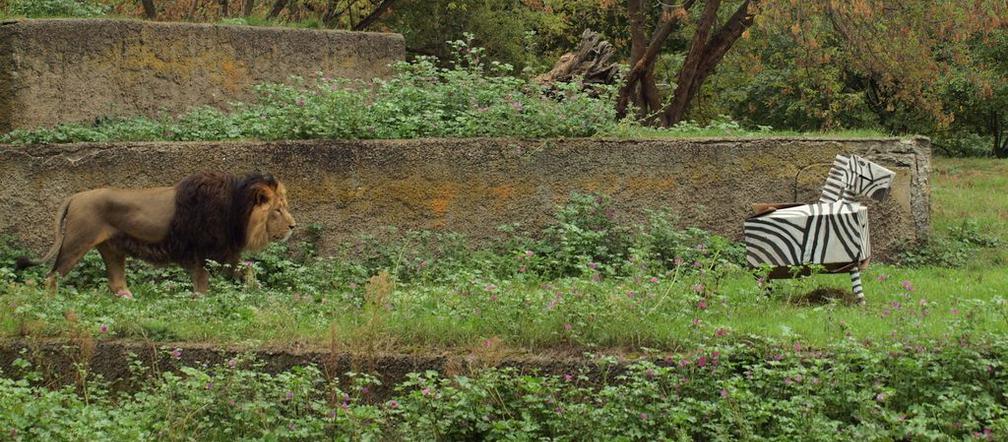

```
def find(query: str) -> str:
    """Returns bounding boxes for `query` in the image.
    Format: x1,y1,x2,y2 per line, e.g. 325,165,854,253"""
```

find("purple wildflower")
99,324,109,334
388,400,399,409
170,348,182,359
900,280,913,291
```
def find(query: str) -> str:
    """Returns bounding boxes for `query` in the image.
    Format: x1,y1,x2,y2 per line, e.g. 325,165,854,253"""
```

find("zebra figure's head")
820,154,896,203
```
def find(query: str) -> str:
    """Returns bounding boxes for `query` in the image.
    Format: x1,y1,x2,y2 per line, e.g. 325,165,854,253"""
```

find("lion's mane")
108,172,280,266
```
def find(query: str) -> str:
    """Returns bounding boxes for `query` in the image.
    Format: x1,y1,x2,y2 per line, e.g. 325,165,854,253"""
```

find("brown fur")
18,172,296,294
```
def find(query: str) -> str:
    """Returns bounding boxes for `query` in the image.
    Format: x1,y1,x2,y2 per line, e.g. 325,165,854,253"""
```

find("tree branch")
353,0,396,31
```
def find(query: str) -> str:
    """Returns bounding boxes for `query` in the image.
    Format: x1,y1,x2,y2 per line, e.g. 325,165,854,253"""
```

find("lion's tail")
15,197,73,272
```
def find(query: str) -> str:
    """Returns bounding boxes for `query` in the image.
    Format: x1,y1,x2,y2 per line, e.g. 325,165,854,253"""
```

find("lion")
16,172,297,296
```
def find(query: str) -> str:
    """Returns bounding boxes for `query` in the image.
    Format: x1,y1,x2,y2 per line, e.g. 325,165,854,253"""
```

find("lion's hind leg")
97,243,131,298
48,219,115,283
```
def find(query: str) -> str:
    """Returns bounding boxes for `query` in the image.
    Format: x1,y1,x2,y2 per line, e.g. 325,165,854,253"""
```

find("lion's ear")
252,185,273,206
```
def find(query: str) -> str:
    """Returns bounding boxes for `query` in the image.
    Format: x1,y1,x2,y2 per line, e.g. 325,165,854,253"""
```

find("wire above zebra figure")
743,154,896,303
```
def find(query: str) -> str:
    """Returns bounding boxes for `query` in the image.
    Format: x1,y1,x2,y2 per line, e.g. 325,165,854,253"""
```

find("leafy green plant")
2,0,108,18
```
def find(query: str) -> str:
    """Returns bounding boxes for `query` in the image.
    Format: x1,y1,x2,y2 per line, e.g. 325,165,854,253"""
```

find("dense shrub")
3,339,1007,440
2,0,108,18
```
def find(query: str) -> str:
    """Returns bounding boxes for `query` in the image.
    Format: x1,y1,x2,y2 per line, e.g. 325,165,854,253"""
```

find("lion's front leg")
189,263,210,294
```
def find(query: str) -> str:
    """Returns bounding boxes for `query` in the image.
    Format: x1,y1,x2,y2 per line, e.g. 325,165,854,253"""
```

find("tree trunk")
353,0,396,31
663,0,720,125
663,0,758,125
242,0,254,16
267,0,288,18
322,0,339,27
993,111,1007,158
615,0,695,124
140,0,157,19
219,0,229,17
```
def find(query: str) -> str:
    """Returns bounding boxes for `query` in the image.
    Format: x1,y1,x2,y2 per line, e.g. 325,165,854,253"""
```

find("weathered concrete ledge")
0,19,405,132
0,137,930,261
0,338,607,398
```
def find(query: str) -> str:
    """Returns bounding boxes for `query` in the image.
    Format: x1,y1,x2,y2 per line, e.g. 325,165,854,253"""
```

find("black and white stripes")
744,154,895,302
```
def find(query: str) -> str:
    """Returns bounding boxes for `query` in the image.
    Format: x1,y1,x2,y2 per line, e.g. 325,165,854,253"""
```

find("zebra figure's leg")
850,264,865,304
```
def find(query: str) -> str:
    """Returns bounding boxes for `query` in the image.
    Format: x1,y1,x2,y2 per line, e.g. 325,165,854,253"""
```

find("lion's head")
244,178,297,252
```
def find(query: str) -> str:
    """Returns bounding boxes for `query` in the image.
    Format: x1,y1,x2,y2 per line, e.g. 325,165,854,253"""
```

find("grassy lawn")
2,157,1006,355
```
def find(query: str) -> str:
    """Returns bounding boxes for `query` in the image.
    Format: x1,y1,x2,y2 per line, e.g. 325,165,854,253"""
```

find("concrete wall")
0,19,405,132
0,137,930,261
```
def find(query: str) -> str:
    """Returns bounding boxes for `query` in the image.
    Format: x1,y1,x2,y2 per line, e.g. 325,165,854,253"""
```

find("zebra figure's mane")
818,154,895,204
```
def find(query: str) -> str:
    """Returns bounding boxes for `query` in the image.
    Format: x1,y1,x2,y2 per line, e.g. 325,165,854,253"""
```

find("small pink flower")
697,356,708,367
649,277,659,284
518,265,526,273
720,389,729,398
626,291,635,299
563,373,573,382
693,284,705,294
875,392,886,402
691,318,702,327
950,308,959,315
793,342,802,352
697,299,707,310
99,324,109,334
900,280,913,291
877,274,888,282
227,358,237,369
644,368,655,380
205,382,213,390
564,323,572,331
891,301,901,309
388,400,399,409
784,377,792,385
421,387,432,396
489,294,498,302
639,412,649,420
692,260,702,269
295,98,305,107
714,328,727,337
679,359,690,367
524,250,534,258
588,262,599,270
170,348,182,359
286,391,294,400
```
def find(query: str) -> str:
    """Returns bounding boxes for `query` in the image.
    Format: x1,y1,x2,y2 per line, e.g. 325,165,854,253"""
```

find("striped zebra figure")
744,154,896,303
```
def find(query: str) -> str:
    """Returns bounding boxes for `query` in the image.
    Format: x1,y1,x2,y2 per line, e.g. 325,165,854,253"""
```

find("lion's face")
246,181,297,251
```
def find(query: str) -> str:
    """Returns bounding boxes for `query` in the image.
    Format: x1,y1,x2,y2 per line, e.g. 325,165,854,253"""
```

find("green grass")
1,157,1006,355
